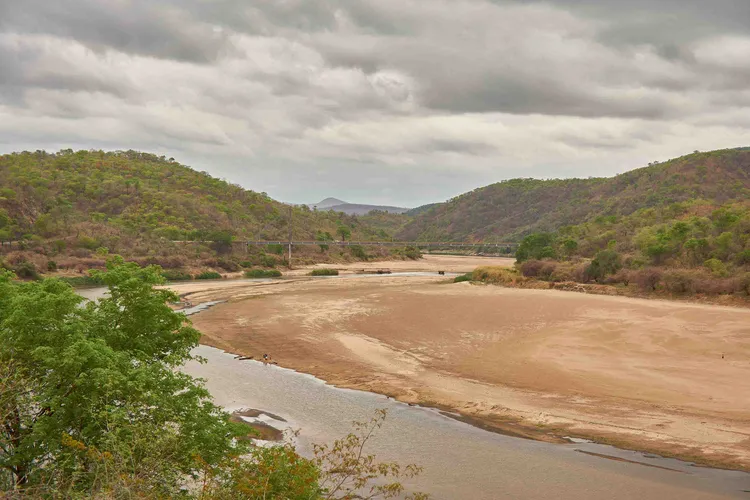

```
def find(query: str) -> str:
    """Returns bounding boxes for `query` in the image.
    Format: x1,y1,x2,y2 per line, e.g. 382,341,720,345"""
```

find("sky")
2,1,750,207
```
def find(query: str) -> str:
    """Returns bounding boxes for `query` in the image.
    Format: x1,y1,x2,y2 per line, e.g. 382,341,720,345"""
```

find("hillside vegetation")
398,148,750,242
0,150,416,277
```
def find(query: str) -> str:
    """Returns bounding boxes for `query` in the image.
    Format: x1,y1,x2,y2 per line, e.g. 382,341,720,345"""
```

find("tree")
0,259,243,493
515,233,556,262
337,225,351,242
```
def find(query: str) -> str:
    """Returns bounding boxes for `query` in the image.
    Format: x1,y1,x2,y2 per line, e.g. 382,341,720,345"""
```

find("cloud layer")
2,0,750,205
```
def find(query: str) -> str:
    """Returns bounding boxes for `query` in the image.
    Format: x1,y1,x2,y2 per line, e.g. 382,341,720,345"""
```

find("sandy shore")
184,256,750,471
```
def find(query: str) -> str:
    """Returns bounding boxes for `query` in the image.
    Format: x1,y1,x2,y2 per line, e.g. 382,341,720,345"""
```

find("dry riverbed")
182,256,750,471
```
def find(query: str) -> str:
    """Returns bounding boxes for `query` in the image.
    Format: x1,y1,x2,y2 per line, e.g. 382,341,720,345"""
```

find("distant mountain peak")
314,197,348,209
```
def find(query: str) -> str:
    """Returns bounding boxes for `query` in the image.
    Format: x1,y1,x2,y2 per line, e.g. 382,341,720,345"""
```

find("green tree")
337,225,352,242
515,233,556,262
0,259,243,492
586,249,623,281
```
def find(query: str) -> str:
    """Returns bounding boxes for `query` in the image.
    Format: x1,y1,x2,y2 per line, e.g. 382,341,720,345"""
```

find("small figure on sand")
263,353,270,364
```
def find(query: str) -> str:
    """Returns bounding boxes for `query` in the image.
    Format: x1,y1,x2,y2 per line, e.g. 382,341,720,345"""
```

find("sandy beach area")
183,256,750,471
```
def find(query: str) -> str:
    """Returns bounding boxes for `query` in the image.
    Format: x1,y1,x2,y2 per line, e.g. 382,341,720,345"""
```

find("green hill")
0,149,407,275
397,148,750,242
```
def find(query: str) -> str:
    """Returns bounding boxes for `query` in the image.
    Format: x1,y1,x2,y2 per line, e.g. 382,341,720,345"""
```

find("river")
184,345,749,499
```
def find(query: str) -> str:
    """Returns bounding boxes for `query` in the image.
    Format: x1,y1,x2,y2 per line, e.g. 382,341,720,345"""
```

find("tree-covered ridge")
0,149,386,244
398,148,750,242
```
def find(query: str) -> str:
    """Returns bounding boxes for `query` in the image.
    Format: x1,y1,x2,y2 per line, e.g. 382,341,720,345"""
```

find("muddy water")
184,346,749,500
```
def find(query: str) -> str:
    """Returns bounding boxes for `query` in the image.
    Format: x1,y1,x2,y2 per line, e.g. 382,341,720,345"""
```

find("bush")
586,249,623,282
739,273,750,295
47,260,58,272
454,273,472,283
472,266,520,284
14,261,40,280
161,270,193,281
268,244,284,255
518,259,546,278
244,269,282,278
703,258,729,278
403,246,422,260
216,259,241,272
195,271,222,280
631,267,662,291
662,270,695,294
310,268,339,276
350,245,368,260
736,250,750,266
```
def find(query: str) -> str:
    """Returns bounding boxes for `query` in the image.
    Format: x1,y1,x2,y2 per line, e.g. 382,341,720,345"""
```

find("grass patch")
244,269,282,278
472,266,522,284
195,271,222,280
453,273,472,283
310,268,339,276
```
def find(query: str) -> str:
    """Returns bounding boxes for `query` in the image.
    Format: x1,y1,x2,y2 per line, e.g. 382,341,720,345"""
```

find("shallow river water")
184,346,750,500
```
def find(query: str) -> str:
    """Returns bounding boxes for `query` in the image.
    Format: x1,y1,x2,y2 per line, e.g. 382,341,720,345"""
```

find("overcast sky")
2,1,750,206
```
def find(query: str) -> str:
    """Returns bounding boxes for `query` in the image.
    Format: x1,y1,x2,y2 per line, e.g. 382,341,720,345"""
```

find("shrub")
195,271,222,280
736,250,750,266
77,236,99,250
216,259,241,272
244,269,282,278
47,260,58,272
739,273,750,295
403,246,422,260
310,268,339,276
260,255,278,267
519,259,546,278
586,249,623,282
161,270,193,281
454,273,472,283
472,266,520,284
350,245,368,260
13,261,40,280
268,244,284,255
662,270,695,294
631,267,662,291
703,258,729,277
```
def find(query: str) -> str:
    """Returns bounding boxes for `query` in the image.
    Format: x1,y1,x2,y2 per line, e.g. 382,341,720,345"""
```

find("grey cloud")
0,0,227,63
2,0,750,206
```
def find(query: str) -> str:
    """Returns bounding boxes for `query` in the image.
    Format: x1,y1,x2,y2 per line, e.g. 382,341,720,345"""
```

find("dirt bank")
185,258,750,471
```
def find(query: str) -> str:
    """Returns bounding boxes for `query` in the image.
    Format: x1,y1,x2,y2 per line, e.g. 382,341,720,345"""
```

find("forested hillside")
0,150,412,276
398,148,750,242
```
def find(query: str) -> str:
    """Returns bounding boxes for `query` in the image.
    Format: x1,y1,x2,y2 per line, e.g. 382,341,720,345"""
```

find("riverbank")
184,256,750,472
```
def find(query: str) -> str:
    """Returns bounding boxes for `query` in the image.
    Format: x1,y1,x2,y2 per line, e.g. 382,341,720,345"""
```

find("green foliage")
337,225,352,242
454,273,472,283
46,260,57,272
0,261,427,498
0,259,244,492
0,150,399,263
244,269,282,278
703,258,729,277
268,244,285,255
399,148,750,243
586,249,623,281
350,245,368,260
58,275,106,287
310,268,339,276
195,271,222,280
516,233,556,262
12,261,40,280
161,269,193,281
